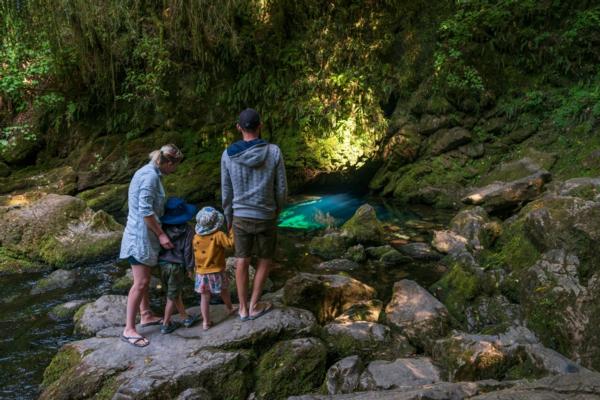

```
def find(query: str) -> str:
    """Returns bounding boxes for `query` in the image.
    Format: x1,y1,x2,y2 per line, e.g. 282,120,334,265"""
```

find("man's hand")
159,233,174,249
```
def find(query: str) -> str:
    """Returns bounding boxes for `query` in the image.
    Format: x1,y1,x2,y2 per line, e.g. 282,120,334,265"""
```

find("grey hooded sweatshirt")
221,139,287,224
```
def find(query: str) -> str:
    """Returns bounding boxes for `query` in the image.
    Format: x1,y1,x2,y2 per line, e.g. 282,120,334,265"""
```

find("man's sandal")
121,334,149,348
139,310,163,327
248,302,273,320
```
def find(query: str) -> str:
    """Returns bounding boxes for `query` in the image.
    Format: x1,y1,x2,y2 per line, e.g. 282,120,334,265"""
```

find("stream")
0,194,452,400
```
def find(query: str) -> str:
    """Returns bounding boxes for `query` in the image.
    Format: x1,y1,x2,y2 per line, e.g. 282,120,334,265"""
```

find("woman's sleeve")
139,174,159,217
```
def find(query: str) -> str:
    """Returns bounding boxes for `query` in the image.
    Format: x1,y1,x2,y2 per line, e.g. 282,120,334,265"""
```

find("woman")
120,143,183,347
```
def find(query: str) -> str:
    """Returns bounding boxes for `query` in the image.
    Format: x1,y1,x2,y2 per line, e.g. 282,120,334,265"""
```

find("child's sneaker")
182,314,200,328
160,321,181,334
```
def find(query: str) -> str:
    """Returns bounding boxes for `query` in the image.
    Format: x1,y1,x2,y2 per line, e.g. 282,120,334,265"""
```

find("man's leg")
235,257,251,318
249,258,271,315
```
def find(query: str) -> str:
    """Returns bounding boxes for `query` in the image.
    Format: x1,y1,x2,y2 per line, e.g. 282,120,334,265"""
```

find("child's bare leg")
163,298,176,325
220,288,236,314
174,295,190,319
201,292,211,329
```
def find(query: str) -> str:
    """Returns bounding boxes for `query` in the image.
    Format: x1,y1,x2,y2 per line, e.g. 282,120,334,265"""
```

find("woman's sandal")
121,334,149,348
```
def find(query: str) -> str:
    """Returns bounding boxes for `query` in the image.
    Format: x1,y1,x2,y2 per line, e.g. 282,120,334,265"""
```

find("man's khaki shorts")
232,216,277,259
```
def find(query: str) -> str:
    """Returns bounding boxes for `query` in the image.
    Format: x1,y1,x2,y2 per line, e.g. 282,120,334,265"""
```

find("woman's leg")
123,264,151,341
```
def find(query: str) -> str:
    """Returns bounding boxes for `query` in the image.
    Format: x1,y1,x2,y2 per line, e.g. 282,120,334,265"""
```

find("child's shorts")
195,272,229,295
159,262,186,300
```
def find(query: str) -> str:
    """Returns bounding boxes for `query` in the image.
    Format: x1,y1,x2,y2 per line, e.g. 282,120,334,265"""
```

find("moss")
430,263,480,325
73,303,89,324
93,376,120,400
255,338,327,400
77,183,129,216
491,218,540,272
0,247,46,275
308,234,350,260
41,346,81,387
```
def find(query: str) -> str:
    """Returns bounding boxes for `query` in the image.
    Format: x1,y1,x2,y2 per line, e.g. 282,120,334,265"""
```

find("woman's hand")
159,233,174,249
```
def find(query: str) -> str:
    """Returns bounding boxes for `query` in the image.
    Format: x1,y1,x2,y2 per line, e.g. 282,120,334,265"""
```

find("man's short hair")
238,108,261,131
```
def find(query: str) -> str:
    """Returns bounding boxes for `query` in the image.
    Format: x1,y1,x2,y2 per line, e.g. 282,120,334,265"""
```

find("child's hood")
164,224,190,240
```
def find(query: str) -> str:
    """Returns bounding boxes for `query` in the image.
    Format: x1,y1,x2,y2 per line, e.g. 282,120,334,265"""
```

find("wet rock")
315,258,359,272
359,357,441,391
323,321,414,360
341,204,385,245
462,170,551,213
283,273,376,323
470,371,600,400
427,127,472,156
333,300,383,324
74,295,127,336
385,280,450,351
309,232,352,260
398,242,442,261
0,192,123,267
325,355,365,395
31,269,77,295
450,207,501,250
343,244,366,263
432,326,586,382
49,299,90,321
431,230,468,255
255,338,327,399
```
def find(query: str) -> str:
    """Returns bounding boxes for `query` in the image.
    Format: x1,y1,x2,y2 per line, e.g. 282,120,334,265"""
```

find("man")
221,108,287,320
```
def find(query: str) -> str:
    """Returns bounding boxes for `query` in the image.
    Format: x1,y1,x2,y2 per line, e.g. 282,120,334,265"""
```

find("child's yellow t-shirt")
193,230,234,274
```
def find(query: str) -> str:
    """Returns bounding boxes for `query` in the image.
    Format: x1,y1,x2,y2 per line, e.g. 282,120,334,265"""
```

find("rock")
325,355,365,395
283,273,376,323
112,268,162,294
381,123,423,170
225,257,273,295
470,371,600,400
427,127,472,156
49,299,89,321
0,123,41,165
255,338,327,399
176,388,213,400
431,230,468,254
481,116,507,135
323,321,414,360
583,150,600,170
365,245,395,259
0,166,78,195
315,258,360,272
458,143,484,158
359,357,442,391
41,306,316,400
31,269,77,295
462,170,551,213
432,326,586,382
418,114,452,135
385,280,450,351
479,157,543,185
343,244,366,263
553,177,600,200
0,192,123,267
380,248,413,267
309,232,353,260
398,242,442,261
334,300,383,324
0,161,10,177
74,295,127,336
0,247,46,275
450,207,501,250
464,295,521,333
77,183,129,217
341,204,384,244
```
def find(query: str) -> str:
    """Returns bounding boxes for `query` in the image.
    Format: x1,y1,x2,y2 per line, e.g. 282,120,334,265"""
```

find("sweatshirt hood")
227,139,269,167
163,224,189,241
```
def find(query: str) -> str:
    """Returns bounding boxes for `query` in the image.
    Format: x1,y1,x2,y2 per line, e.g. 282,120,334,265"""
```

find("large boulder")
41,306,316,400
309,232,353,260
426,127,472,156
385,280,450,351
324,356,365,395
323,321,414,360
0,192,123,267
74,295,127,336
255,337,327,399
433,326,585,382
341,204,384,245
283,273,376,323
31,269,77,295
359,357,442,391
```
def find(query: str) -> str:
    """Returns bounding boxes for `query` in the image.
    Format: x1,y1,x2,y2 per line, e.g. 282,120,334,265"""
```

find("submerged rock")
0,192,123,267
315,258,360,272
49,299,89,321
74,295,127,336
385,280,450,351
341,204,384,245
283,273,376,323
398,242,443,261
343,244,366,263
31,269,77,295
255,337,327,399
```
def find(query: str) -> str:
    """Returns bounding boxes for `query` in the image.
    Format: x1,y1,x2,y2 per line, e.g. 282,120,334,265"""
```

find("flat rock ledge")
40,306,316,400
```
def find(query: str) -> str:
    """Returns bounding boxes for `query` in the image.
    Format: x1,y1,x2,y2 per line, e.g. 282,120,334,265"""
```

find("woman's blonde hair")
149,144,183,166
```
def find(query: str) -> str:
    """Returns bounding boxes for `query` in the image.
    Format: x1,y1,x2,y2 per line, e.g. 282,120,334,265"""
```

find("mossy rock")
343,244,366,263
42,346,82,388
49,300,90,321
255,338,327,400
308,232,352,260
0,247,47,275
0,166,78,196
77,183,129,218
341,204,384,245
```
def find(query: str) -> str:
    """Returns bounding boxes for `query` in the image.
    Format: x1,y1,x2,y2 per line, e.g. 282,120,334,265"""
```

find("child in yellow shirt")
193,206,236,330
